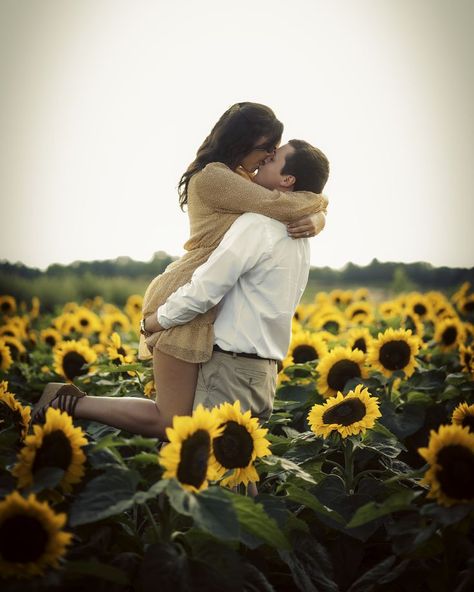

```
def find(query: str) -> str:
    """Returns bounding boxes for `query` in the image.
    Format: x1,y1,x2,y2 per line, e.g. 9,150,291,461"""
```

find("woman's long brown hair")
178,102,283,209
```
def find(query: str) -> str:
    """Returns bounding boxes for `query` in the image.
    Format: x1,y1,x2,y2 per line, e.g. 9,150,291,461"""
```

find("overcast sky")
1,0,473,271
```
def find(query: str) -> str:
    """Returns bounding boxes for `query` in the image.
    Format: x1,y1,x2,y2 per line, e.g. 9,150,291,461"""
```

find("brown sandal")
31,382,87,425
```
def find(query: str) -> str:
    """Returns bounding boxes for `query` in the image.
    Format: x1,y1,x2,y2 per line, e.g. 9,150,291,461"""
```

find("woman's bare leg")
65,350,198,439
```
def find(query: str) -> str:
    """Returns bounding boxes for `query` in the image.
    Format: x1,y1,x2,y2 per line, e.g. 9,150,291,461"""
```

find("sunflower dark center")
327,360,362,392
62,351,87,380
464,301,474,312
117,347,126,356
294,312,300,321
0,401,23,435
112,322,123,331
436,445,474,500
352,338,367,353
213,421,254,468
176,429,210,488
1,302,12,312
414,303,427,316
45,336,56,347
32,430,73,474
79,319,89,327
8,344,19,360
442,327,457,346
461,416,474,433
322,398,367,426
323,321,339,334
2,330,15,337
0,514,49,562
379,340,411,370
351,309,366,318
293,345,318,364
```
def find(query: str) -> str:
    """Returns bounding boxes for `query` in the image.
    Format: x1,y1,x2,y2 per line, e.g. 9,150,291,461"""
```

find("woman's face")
240,136,279,173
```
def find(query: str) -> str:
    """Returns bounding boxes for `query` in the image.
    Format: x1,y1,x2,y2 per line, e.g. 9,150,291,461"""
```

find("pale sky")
1,0,473,271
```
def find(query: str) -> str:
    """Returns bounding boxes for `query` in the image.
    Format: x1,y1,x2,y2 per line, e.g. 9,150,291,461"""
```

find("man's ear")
281,175,296,189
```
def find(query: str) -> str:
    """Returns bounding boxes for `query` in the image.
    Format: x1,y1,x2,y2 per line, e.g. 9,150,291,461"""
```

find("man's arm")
144,214,271,333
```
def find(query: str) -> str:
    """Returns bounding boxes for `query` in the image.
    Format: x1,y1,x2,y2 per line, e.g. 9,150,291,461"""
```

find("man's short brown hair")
281,139,329,193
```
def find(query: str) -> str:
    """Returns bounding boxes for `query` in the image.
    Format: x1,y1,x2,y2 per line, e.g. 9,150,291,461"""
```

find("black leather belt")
213,344,276,363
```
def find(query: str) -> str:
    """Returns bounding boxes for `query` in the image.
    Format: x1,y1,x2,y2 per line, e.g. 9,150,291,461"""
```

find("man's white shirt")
157,213,311,361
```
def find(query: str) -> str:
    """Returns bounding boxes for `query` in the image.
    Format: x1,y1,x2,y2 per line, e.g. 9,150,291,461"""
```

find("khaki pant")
193,351,278,422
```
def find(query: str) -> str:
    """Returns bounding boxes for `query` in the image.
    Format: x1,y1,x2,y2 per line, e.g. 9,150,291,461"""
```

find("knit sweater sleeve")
192,162,328,223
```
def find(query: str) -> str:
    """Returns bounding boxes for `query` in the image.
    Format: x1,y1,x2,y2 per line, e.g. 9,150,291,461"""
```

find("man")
144,140,330,422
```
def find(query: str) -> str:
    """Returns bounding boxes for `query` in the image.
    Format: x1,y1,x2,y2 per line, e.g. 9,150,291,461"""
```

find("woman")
32,102,327,439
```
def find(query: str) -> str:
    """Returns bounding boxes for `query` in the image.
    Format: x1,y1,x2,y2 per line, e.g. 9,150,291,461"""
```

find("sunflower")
345,301,374,325
293,303,314,324
0,335,26,361
0,295,17,316
418,424,474,507
452,402,474,433
432,301,457,321
74,307,102,336
0,339,13,372
144,379,155,398
159,405,223,492
62,302,79,314
344,327,373,354
316,346,367,398
451,282,471,305
458,294,474,317
125,294,143,319
353,288,369,301
328,289,353,307
12,407,88,494
0,490,72,578
459,344,474,377
308,384,381,439
378,300,403,320
102,311,131,334
367,327,420,378
433,317,466,352
40,328,63,348
284,330,328,366
0,381,31,440
402,313,424,340
0,323,23,341
404,293,434,321
106,333,136,375
30,296,40,319
107,332,135,365
213,400,271,488
53,340,97,382
309,311,347,335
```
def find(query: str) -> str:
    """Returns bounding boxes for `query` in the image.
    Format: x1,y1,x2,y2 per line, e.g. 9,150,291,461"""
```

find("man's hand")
287,211,326,239
144,314,165,334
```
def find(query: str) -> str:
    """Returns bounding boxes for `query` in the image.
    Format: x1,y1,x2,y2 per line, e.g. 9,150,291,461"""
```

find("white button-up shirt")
157,212,311,361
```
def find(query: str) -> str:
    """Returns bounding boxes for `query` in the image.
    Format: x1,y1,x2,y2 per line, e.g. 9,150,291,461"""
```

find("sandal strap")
32,384,86,425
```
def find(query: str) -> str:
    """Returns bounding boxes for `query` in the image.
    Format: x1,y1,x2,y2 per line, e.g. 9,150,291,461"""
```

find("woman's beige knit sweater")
138,162,328,362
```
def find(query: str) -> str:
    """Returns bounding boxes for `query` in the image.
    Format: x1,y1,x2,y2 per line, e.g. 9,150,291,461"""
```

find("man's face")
254,143,295,190
240,136,279,174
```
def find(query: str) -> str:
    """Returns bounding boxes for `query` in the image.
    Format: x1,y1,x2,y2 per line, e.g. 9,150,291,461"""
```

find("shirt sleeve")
157,214,271,329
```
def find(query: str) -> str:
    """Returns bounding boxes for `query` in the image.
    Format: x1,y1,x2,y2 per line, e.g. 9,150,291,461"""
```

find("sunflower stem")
156,491,172,541
143,501,161,543
343,438,355,494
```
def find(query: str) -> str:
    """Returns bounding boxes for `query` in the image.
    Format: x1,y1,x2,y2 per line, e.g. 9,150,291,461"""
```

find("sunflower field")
0,284,474,591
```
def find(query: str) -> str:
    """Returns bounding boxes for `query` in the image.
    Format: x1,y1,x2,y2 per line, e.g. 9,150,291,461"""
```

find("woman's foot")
31,382,87,425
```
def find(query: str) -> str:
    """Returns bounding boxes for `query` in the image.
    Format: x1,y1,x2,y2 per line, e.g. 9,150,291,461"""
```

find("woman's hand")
287,211,326,239
144,314,165,334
